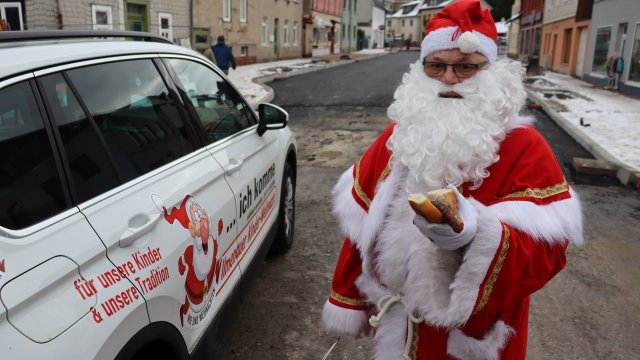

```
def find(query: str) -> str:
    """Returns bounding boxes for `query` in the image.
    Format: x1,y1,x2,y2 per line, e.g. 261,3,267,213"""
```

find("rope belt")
369,294,422,359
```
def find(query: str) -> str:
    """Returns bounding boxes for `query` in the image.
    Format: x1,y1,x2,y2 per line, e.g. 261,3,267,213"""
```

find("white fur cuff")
321,300,370,338
447,320,515,360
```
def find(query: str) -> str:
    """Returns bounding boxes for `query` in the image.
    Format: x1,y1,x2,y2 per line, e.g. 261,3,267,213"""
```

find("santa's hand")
178,256,186,275
413,186,477,250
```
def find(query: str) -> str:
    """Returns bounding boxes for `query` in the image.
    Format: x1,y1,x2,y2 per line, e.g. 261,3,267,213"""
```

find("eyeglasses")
422,61,489,79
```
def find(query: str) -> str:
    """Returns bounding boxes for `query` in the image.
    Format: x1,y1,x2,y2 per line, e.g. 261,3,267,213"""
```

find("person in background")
203,45,217,66
321,0,583,359
211,35,236,75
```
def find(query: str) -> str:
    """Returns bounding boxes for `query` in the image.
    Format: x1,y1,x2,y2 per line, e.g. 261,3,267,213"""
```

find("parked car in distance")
0,31,297,360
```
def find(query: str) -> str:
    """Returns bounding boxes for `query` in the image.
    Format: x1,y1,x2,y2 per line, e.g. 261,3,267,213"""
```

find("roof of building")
390,1,423,18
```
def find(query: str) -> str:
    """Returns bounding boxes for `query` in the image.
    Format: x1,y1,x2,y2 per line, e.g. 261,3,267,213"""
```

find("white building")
357,0,387,49
387,0,422,46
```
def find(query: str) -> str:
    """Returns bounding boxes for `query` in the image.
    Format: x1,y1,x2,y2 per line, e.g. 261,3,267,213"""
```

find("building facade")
356,0,385,49
539,0,591,77
583,0,640,96
3,0,189,44
311,0,342,56
193,0,303,64
387,0,421,46
519,0,544,63
341,0,358,53
507,0,522,58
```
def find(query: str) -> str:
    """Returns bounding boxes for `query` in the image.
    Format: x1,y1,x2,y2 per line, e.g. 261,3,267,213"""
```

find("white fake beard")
387,59,527,193
193,236,214,281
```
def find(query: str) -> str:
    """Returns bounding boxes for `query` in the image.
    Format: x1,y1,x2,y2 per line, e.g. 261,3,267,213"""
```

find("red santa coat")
322,121,583,360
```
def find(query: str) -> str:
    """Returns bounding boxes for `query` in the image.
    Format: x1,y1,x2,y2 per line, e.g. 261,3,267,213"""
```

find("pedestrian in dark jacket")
211,36,236,75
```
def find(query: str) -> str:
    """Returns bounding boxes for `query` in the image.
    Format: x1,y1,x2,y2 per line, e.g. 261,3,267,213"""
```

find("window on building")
262,16,269,45
293,21,299,46
410,20,413,27
388,20,391,27
402,20,405,27
241,46,248,56
561,28,572,64
158,13,172,42
342,24,346,39
628,23,640,83
284,20,289,46
240,0,247,22
92,5,112,30
223,0,231,22
1,2,24,30
592,26,611,74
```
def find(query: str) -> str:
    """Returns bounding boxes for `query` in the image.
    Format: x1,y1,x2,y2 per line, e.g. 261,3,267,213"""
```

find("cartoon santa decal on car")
152,194,222,327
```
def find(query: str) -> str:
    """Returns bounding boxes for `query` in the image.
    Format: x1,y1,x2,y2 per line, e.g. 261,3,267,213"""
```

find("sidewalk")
228,50,640,189
525,72,640,188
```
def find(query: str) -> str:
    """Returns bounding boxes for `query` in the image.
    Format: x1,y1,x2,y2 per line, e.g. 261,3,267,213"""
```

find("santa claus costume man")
321,1,583,359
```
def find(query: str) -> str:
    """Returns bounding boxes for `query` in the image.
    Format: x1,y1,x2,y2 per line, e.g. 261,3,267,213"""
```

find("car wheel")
269,163,295,255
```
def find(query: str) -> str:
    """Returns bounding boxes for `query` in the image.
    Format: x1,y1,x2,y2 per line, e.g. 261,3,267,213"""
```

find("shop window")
592,27,611,74
628,23,640,83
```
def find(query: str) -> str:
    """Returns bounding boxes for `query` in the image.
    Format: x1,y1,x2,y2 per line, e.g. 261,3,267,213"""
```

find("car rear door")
36,57,239,352
0,78,148,360
163,57,282,276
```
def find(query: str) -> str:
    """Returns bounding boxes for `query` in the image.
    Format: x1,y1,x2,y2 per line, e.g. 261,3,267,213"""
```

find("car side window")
39,73,121,204
0,81,69,229
64,59,199,185
165,58,256,144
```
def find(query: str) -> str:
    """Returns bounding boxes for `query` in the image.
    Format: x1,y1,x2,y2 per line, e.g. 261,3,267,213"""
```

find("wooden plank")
571,157,617,176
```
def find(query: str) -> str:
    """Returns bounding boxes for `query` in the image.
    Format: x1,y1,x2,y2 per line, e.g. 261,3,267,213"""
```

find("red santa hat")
420,0,498,63
163,194,194,229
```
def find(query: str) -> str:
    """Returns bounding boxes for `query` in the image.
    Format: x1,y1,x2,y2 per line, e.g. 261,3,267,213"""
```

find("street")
211,52,640,359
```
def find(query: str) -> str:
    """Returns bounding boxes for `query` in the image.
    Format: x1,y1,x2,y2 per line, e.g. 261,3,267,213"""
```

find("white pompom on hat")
420,0,498,62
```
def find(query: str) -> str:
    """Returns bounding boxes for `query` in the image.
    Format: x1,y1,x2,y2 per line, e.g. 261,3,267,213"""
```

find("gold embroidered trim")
474,225,510,315
374,162,391,194
330,291,365,307
409,321,420,359
497,180,569,200
354,159,391,208
353,160,372,208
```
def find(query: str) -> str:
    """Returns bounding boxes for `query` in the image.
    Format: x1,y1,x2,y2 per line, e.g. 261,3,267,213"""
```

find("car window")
39,73,121,204
0,81,69,229
165,58,256,144
64,59,199,185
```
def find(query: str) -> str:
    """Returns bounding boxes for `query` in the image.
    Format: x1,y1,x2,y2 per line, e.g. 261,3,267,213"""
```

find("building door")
576,27,588,77
126,1,149,32
273,17,279,58
0,2,24,31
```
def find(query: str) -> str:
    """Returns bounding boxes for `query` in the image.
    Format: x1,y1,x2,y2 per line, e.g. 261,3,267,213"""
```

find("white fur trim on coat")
332,165,368,243
403,198,504,327
321,300,369,338
447,320,515,360
489,188,584,246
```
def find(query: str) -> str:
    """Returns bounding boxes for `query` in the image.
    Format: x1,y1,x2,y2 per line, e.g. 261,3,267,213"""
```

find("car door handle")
225,158,244,176
119,213,162,247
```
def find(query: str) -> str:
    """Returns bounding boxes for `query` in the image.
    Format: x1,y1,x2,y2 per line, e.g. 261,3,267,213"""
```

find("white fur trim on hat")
420,26,497,63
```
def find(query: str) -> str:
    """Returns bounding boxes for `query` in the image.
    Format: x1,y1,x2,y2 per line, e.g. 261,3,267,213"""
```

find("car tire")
269,163,295,255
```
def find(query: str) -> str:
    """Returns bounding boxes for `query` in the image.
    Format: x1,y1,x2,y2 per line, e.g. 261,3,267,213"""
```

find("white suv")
0,31,296,359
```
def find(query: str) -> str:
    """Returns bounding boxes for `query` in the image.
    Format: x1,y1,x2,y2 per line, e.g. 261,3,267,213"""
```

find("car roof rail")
0,30,174,44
